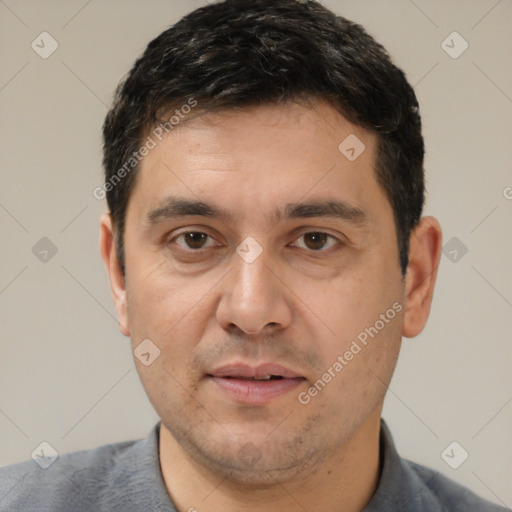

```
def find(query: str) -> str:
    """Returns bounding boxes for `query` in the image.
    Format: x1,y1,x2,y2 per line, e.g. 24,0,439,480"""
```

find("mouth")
205,362,307,405
214,375,285,380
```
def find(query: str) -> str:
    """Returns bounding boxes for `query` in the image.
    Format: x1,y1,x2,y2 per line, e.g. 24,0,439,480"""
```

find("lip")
208,362,303,379
206,362,306,406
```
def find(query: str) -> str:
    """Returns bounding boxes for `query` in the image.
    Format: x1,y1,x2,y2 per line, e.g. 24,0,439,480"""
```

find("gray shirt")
0,420,508,511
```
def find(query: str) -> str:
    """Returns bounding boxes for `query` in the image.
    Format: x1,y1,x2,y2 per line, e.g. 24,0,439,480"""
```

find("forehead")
129,100,389,229
155,101,373,168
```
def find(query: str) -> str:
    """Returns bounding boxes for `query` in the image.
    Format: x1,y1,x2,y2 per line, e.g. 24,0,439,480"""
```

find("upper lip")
207,362,304,379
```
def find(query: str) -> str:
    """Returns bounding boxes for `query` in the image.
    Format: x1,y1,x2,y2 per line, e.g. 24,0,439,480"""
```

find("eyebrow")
146,195,369,227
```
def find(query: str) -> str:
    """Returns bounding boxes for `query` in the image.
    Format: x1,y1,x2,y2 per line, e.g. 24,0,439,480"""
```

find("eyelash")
169,230,342,253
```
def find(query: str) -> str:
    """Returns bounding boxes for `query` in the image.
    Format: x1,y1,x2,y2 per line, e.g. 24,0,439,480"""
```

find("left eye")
292,232,339,251
173,232,218,250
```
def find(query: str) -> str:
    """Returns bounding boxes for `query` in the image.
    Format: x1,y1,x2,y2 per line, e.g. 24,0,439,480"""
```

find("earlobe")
99,213,130,337
402,216,442,338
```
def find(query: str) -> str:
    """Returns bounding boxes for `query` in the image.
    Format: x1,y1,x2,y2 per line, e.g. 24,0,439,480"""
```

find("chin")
207,455,318,487
186,433,327,487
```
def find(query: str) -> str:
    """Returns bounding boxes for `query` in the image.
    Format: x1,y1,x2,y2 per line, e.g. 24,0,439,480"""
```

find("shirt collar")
364,419,445,511
114,421,176,511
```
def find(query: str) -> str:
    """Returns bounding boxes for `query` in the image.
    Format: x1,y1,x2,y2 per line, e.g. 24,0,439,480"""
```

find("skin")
100,100,442,512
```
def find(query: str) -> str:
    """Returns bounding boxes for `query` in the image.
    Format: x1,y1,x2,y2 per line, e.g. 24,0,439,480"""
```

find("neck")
159,410,382,512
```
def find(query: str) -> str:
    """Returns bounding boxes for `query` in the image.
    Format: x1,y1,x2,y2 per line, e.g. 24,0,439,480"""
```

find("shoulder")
0,438,138,512
405,459,510,512
0,424,175,512
368,420,510,512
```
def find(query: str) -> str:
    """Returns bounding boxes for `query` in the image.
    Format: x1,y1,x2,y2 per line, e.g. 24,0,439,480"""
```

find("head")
102,0,425,278
100,0,441,486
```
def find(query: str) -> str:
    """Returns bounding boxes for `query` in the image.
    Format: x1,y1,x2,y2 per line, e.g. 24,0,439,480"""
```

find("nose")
216,248,293,335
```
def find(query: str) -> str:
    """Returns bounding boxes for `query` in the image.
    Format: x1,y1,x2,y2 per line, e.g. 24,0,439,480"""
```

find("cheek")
124,264,222,380
126,270,215,401
127,259,215,326
302,270,397,336
295,262,403,383
302,310,402,427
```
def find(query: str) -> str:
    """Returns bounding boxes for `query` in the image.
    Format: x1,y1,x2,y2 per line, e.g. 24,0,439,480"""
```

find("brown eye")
174,232,213,250
303,233,328,250
293,232,339,251
184,232,207,249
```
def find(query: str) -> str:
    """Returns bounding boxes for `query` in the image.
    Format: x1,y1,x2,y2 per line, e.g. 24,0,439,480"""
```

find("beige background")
1,0,511,507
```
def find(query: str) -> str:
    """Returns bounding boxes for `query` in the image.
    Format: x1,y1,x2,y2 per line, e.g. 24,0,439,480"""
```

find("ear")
402,216,442,338
99,213,130,337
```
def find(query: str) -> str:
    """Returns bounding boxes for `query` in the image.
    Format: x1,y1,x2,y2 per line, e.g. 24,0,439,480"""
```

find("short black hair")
102,0,424,276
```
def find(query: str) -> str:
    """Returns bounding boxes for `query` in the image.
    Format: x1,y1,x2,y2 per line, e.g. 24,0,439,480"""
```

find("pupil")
305,233,327,250
185,232,206,249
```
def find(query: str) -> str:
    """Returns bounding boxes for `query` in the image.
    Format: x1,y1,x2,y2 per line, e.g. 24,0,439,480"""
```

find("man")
0,1,508,511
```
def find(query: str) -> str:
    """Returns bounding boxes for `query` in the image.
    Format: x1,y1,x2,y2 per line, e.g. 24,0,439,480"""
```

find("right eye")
171,231,219,250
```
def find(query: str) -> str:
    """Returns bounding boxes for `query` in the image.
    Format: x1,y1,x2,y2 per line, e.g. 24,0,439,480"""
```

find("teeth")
253,375,272,380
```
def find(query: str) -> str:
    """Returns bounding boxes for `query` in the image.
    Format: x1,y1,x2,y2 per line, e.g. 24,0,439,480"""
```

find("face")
108,101,408,483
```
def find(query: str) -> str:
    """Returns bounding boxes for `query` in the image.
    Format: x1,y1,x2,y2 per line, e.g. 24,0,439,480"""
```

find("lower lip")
208,376,305,405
